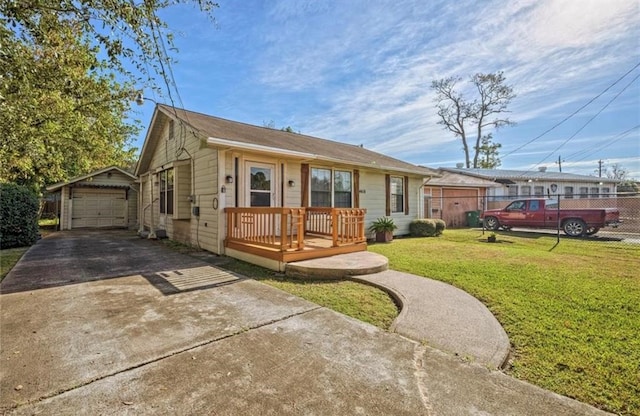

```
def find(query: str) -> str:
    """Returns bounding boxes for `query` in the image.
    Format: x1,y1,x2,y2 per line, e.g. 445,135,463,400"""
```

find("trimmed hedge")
0,183,39,249
409,219,446,237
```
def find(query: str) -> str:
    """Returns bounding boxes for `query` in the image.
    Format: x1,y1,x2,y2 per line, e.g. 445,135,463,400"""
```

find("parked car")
481,199,621,237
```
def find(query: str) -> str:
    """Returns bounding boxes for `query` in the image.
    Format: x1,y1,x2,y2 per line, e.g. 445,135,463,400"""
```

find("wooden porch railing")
225,207,367,251
225,207,306,251
306,207,367,246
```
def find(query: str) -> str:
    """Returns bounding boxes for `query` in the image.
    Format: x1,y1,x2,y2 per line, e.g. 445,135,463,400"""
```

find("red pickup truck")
481,199,621,237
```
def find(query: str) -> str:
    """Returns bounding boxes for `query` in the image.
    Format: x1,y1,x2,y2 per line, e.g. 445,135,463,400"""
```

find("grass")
369,229,640,415
0,247,29,282
156,239,399,330
215,258,399,330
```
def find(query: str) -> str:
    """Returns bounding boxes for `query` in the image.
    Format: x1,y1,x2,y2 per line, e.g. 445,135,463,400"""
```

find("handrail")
225,206,366,251
225,207,305,251
304,207,367,246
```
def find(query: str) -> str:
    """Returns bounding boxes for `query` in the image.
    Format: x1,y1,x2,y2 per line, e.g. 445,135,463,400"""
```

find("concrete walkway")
286,252,510,369
1,231,611,415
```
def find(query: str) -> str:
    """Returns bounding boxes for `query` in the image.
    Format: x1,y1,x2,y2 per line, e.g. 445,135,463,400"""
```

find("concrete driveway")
1,231,610,415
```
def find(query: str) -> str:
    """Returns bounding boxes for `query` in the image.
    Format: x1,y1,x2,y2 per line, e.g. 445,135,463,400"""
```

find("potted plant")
487,232,497,243
369,217,398,242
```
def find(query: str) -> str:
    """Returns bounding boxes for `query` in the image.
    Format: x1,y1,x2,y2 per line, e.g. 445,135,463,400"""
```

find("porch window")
310,168,352,207
159,169,174,215
390,176,404,213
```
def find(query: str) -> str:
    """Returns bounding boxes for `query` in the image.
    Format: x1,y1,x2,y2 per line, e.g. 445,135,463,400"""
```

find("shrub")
409,219,447,237
409,219,436,237
0,183,40,249
434,219,446,236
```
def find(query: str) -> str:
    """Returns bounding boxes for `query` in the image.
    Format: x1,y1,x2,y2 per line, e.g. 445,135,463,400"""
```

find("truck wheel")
484,216,500,230
563,219,586,237
585,227,600,236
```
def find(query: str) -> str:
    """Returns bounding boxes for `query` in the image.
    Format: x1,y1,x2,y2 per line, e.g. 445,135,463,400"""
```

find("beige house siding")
136,106,440,260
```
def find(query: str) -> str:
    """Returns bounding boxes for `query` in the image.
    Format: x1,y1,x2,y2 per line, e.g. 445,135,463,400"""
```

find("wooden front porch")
224,207,367,263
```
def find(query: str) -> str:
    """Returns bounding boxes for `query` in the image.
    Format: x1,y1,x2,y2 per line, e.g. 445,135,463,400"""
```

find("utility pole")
598,160,604,177
555,155,563,172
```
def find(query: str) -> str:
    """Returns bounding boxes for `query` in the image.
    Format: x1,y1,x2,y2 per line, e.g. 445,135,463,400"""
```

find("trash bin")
465,210,481,227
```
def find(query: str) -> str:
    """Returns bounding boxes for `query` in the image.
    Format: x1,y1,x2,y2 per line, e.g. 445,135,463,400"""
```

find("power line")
502,61,640,160
528,72,640,169
568,124,640,163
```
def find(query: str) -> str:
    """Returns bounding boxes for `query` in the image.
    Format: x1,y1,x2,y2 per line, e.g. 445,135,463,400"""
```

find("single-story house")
423,170,500,227
440,167,619,209
135,104,440,271
46,166,138,230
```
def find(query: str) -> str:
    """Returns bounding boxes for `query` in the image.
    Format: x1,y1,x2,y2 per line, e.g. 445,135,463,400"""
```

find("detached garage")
46,167,138,230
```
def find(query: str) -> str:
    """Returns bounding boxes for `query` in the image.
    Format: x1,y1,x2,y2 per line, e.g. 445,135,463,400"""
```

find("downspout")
419,176,433,218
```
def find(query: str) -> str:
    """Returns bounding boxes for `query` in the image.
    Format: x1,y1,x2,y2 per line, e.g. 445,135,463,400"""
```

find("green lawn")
369,229,639,415
219,258,398,329
0,247,28,281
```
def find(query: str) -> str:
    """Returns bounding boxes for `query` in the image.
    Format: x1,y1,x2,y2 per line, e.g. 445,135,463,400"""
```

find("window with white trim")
579,187,588,198
159,169,174,215
590,187,599,197
521,185,531,197
534,186,544,196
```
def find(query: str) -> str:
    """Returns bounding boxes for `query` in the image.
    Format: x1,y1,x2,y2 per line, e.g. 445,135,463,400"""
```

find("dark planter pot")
487,235,497,243
376,231,394,243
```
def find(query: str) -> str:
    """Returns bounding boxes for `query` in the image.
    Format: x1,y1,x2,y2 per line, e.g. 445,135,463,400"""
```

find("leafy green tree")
1,0,218,190
2,0,218,89
476,133,502,168
431,72,515,168
0,21,137,190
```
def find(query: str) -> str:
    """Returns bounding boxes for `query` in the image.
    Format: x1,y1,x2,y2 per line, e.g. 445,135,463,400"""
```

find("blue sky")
131,0,640,179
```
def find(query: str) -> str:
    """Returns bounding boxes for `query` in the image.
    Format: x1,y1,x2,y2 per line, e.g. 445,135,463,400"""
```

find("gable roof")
136,104,440,177
426,169,502,187
440,168,619,184
46,166,136,192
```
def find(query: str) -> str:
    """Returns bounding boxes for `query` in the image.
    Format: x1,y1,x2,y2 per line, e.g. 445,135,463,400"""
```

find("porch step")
285,252,388,280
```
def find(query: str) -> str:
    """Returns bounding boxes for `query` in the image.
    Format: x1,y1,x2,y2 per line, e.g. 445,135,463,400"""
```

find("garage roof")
46,166,136,192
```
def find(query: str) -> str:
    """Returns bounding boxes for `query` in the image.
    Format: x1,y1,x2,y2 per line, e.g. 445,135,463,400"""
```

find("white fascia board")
206,137,317,159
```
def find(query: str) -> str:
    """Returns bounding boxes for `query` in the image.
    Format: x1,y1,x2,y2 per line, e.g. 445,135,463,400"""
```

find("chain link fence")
424,193,640,247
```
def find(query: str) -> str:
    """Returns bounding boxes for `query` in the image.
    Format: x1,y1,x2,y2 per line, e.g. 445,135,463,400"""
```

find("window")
168,120,175,140
334,171,352,208
521,185,531,197
564,186,574,199
159,169,174,215
508,186,518,199
602,187,610,197
534,186,544,196
529,200,540,211
590,187,599,197
390,176,404,213
579,187,588,199
310,168,352,207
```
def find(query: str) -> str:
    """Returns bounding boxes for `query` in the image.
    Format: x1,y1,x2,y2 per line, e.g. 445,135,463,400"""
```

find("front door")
246,162,276,207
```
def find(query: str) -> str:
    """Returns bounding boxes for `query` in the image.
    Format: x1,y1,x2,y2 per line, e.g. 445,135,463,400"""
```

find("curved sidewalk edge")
352,270,511,369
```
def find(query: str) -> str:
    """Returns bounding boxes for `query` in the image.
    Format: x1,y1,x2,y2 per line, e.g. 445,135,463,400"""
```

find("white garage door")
72,188,126,228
